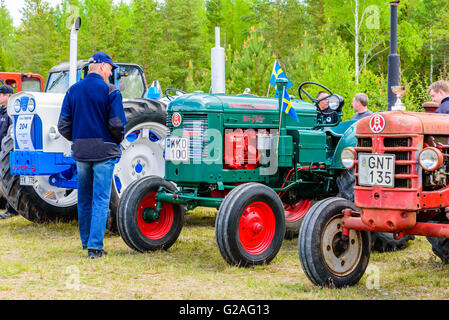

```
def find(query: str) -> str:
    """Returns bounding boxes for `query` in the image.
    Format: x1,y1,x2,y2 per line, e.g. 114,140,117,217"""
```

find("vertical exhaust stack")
387,1,400,111
211,27,225,94
69,17,82,87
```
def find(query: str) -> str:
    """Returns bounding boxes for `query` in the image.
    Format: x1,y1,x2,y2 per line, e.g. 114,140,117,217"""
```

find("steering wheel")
297,81,334,104
164,88,187,101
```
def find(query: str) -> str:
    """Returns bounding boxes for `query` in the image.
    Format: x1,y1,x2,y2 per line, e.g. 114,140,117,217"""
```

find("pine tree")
227,27,274,96
15,0,62,78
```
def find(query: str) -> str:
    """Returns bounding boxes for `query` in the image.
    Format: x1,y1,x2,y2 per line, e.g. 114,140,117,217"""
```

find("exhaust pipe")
211,27,225,94
387,1,400,111
69,17,82,87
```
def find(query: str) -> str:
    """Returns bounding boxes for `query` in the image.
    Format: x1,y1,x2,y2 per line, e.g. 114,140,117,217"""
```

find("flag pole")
276,78,288,152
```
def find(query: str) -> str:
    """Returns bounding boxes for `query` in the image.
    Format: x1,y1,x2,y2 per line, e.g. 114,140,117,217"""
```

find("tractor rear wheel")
370,232,415,252
108,100,167,231
284,200,313,239
298,197,370,288
117,175,184,252
427,236,449,263
215,183,286,267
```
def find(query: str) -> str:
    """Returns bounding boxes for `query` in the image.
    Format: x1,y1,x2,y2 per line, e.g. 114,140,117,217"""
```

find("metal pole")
387,1,400,110
69,17,81,87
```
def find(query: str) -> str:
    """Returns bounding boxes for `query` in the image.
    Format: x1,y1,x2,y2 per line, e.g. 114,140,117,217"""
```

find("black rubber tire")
117,175,184,252
336,169,355,202
215,183,286,267
427,236,449,263
298,197,371,288
0,131,78,222
370,232,415,252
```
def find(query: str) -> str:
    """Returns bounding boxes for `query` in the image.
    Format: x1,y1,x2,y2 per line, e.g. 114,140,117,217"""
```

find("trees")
0,0,446,108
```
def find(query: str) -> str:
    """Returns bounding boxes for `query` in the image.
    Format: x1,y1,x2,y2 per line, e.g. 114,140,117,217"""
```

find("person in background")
352,93,373,120
57,52,126,259
316,91,338,125
0,85,18,219
428,80,449,114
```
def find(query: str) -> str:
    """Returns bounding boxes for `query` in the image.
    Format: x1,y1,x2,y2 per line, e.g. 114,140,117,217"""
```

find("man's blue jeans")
76,158,116,250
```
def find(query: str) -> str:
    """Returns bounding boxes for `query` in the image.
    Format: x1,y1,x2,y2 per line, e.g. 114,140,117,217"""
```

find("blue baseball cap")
88,51,118,70
0,85,14,94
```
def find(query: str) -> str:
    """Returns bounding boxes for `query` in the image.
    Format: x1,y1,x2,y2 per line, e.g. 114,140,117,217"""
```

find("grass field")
0,207,448,300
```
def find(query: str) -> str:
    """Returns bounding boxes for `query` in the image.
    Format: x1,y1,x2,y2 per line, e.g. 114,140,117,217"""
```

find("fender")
330,120,357,169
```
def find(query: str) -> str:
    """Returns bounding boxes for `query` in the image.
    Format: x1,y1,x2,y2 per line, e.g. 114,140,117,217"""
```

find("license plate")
165,137,189,162
358,153,395,187
20,175,35,186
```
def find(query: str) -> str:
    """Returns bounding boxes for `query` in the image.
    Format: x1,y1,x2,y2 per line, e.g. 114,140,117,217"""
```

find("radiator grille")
167,113,208,161
356,136,415,189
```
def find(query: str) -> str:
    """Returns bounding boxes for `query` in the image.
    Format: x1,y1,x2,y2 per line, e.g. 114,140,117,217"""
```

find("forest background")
0,0,448,120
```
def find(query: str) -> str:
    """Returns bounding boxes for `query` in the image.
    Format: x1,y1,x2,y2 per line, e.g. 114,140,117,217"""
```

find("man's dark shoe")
88,249,108,259
2,211,17,219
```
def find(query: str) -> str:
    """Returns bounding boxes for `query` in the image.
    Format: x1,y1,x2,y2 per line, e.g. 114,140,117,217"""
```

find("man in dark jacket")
316,91,339,125
0,85,17,219
57,52,126,259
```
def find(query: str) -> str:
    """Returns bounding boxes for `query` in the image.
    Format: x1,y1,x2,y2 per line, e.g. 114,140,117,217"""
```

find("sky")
4,0,63,26
4,0,132,27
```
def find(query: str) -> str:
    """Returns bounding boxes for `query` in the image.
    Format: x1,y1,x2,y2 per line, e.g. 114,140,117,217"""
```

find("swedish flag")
270,60,293,89
282,88,298,122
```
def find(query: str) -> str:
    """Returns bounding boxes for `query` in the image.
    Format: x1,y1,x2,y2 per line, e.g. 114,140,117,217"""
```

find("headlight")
14,99,21,113
341,147,356,169
419,147,443,171
28,98,36,112
328,94,344,112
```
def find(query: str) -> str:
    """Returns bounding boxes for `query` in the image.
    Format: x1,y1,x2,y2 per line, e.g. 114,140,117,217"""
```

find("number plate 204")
358,153,395,188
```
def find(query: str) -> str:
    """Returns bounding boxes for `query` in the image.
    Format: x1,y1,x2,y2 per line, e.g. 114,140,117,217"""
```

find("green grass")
0,207,448,300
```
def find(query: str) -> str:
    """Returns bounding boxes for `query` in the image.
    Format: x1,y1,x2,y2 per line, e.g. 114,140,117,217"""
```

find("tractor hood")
167,93,317,128
357,111,449,135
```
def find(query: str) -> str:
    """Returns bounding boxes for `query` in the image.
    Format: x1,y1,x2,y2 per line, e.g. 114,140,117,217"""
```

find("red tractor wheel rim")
137,192,174,240
284,200,312,223
238,201,276,255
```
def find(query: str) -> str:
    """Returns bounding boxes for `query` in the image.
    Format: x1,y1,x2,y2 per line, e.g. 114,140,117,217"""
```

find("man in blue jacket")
58,52,126,259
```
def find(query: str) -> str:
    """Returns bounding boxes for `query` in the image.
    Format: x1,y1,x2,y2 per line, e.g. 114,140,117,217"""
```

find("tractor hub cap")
284,200,313,222
239,202,276,255
137,192,174,239
114,122,166,195
321,215,363,276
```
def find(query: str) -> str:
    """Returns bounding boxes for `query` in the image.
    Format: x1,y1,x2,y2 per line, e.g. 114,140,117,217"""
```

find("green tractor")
116,79,361,266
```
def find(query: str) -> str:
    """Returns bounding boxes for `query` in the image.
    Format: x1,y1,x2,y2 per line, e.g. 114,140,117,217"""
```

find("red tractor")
0,72,44,93
298,106,449,288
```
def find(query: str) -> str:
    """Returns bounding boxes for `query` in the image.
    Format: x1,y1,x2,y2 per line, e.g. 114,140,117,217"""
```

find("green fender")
328,120,358,169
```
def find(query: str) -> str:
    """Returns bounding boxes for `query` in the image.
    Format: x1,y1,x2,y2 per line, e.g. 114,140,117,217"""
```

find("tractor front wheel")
298,197,370,288
215,183,286,267
117,176,184,252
